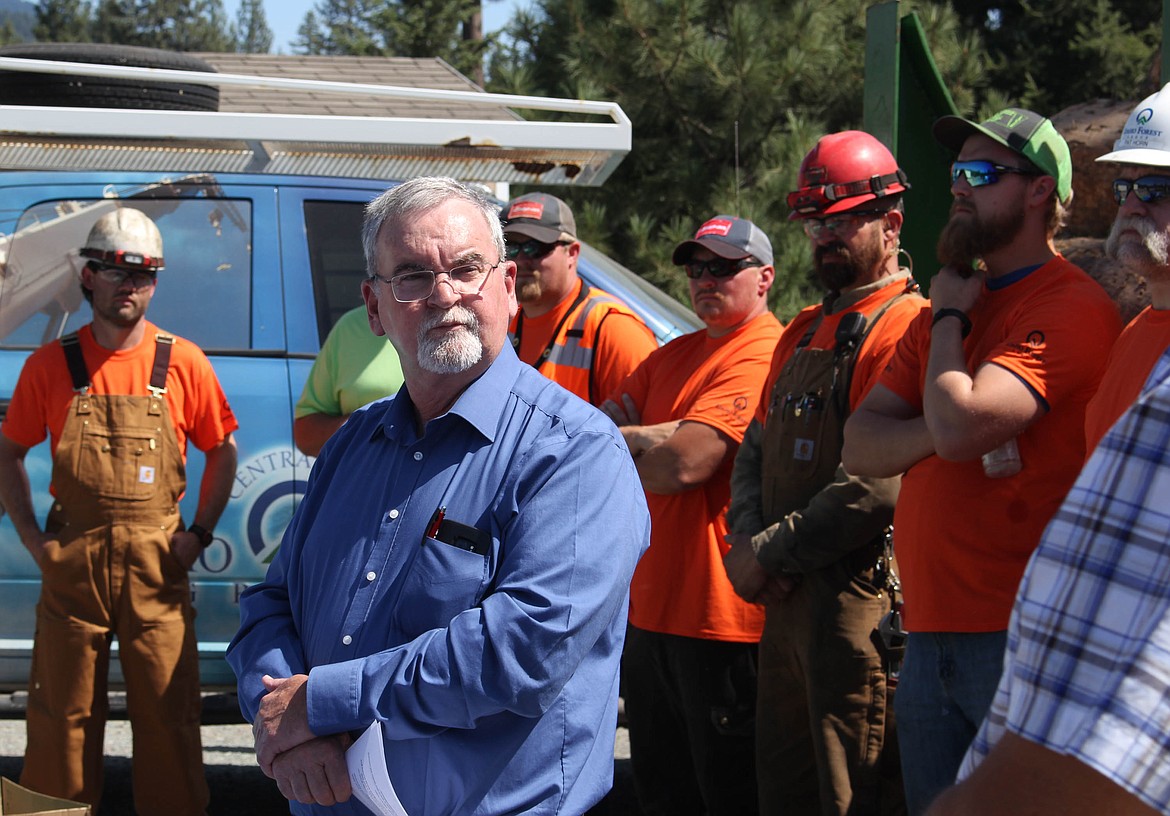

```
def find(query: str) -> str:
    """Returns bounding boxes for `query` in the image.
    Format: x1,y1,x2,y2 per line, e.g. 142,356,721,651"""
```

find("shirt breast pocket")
392,535,491,637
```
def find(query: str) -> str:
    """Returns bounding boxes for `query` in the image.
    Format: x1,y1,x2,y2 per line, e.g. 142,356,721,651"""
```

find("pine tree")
293,0,490,84
34,0,92,43
90,0,137,43
233,0,273,54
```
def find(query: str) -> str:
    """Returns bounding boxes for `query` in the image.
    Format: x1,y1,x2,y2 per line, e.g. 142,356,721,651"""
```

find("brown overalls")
749,294,910,816
21,333,209,816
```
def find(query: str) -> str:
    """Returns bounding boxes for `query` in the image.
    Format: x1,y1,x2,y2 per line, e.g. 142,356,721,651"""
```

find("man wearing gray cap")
1084,82,1170,453
842,109,1122,813
502,192,656,405
602,215,781,815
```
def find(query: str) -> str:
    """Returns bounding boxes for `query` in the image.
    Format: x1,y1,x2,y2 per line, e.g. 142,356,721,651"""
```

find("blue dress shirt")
227,343,650,815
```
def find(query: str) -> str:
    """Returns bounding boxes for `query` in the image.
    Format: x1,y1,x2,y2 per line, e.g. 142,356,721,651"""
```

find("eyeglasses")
802,209,888,241
373,260,501,303
1112,176,1170,206
950,160,1038,188
91,263,157,289
683,257,760,279
505,239,567,261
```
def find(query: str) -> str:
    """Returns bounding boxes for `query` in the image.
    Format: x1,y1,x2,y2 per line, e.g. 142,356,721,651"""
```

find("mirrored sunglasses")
950,160,1038,188
1112,176,1170,206
505,239,566,260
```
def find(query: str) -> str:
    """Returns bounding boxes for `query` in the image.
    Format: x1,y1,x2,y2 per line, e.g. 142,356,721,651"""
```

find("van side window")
0,197,252,351
304,200,367,344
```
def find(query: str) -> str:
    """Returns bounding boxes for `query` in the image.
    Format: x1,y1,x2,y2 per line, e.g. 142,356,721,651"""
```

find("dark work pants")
623,625,759,816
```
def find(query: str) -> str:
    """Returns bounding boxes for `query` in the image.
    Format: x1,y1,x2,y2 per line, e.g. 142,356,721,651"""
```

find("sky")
222,0,526,54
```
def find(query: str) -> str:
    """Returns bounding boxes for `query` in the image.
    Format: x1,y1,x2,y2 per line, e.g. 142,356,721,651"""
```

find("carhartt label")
139,466,156,484
794,439,814,461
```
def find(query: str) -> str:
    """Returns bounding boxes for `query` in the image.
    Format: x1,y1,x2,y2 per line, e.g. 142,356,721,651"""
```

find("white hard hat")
81,207,165,271
1097,82,1170,167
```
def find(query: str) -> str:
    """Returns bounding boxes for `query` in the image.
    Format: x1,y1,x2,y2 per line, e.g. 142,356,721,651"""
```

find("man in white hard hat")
0,207,238,815
1083,82,1170,452
924,83,1170,816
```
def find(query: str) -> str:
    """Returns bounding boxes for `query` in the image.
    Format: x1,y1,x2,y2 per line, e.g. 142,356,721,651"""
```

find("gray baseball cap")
500,193,577,243
671,215,773,266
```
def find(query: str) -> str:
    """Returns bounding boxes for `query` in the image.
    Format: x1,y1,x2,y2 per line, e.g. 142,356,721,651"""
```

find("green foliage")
232,0,272,53
34,0,89,42
948,0,1159,114
294,0,490,80
46,0,234,50
0,17,20,44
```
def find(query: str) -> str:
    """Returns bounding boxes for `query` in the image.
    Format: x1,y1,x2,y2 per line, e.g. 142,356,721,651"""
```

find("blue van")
0,54,699,690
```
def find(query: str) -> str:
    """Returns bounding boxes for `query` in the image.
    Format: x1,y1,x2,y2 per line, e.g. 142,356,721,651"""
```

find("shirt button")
388,509,399,520
342,635,352,645
413,451,423,461
366,571,377,582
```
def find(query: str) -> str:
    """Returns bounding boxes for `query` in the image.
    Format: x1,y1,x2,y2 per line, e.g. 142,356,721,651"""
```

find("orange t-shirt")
880,257,1121,632
756,276,924,422
3,322,238,485
1083,305,1170,455
509,280,657,405
616,311,783,642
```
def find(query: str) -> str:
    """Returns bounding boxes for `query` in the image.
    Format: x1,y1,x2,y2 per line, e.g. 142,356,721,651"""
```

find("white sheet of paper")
345,721,410,816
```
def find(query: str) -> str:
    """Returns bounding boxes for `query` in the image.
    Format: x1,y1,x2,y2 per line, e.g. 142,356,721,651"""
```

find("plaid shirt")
960,347,1170,813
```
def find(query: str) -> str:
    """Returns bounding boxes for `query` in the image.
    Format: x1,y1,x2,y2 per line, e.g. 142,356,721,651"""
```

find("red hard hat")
787,131,910,220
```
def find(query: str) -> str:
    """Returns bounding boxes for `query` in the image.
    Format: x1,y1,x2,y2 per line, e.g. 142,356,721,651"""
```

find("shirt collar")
374,342,521,446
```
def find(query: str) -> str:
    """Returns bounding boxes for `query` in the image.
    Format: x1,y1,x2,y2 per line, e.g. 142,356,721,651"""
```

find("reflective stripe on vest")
540,292,639,403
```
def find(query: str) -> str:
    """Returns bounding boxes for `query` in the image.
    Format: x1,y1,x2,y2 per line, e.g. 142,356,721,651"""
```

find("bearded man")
1082,84,1170,453
841,109,1122,814
723,131,924,816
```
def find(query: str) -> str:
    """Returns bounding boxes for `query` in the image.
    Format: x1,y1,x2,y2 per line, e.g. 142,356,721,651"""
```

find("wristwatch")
187,524,214,549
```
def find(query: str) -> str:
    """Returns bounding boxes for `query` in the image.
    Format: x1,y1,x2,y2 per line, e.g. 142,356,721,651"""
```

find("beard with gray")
1106,214,1170,271
417,305,484,373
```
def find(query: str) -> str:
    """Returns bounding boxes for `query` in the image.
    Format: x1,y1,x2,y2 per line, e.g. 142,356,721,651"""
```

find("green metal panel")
864,1,959,293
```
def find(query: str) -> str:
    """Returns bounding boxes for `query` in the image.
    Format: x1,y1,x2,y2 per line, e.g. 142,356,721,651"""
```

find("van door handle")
0,398,7,424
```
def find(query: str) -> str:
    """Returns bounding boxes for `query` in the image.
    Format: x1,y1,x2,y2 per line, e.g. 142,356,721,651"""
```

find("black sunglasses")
505,239,568,260
1113,176,1170,206
683,257,760,279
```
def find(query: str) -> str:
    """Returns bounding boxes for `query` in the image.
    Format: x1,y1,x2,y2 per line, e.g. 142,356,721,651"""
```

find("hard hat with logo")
787,130,910,220
1096,82,1170,167
81,207,165,271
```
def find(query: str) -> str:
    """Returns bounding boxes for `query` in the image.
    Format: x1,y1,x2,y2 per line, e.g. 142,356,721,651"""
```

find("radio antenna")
734,121,741,212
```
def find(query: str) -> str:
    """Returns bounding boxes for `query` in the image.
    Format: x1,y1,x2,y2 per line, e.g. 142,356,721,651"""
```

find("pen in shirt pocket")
425,505,446,539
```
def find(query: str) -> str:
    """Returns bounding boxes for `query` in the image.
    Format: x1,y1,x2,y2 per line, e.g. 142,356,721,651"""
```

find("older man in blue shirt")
227,177,650,816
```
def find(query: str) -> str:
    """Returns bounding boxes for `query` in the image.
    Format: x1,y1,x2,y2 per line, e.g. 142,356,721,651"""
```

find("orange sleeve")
0,343,65,450
848,297,927,409
683,317,781,443
590,311,658,406
878,308,932,411
982,288,1120,410
169,339,239,453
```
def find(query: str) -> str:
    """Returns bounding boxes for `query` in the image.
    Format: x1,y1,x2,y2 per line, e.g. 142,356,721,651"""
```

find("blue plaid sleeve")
959,347,1170,813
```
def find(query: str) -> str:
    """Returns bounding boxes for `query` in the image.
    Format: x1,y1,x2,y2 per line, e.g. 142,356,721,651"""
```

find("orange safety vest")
512,285,642,404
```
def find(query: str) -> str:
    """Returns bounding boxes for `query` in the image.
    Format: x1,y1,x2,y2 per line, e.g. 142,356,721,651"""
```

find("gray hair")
362,177,506,279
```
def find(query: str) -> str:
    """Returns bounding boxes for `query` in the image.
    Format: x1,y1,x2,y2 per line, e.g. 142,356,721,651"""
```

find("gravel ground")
0,696,637,815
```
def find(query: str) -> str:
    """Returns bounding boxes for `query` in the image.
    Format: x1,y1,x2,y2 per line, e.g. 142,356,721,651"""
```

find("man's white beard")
1106,214,1170,270
417,305,484,373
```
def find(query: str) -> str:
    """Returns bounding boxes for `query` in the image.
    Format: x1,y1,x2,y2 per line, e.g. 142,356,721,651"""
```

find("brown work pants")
756,553,902,816
21,390,207,816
